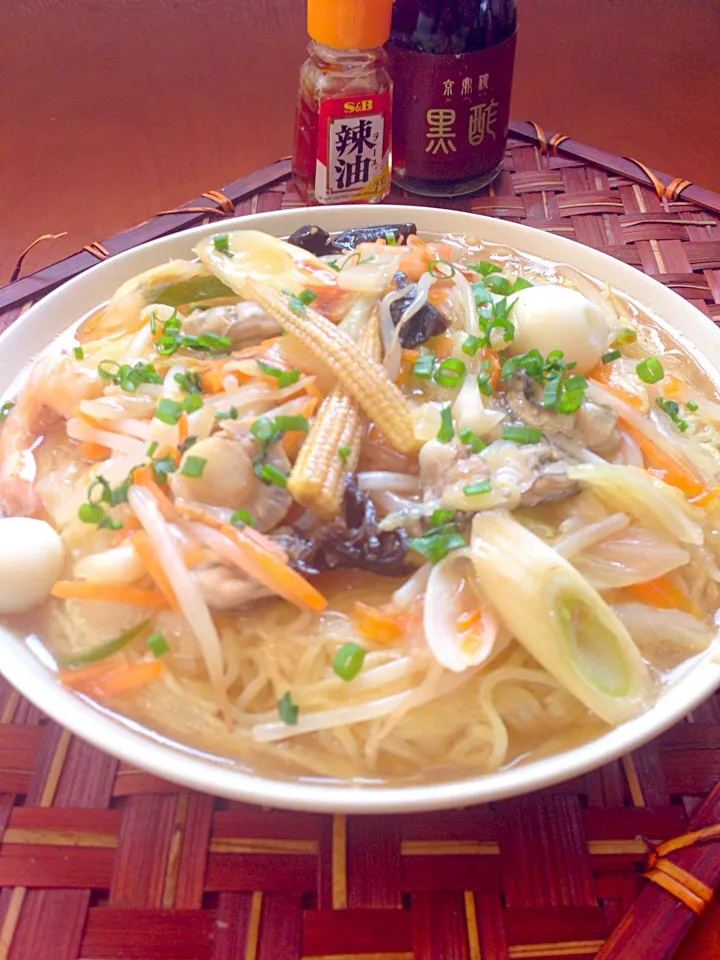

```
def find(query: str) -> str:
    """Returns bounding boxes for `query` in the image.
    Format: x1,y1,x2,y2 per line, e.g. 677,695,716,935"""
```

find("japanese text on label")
330,115,382,192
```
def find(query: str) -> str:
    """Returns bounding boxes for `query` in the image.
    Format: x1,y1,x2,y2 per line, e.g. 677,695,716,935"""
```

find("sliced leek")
470,510,653,724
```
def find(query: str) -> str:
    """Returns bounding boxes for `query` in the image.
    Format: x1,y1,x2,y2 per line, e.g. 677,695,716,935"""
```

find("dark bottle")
388,0,518,197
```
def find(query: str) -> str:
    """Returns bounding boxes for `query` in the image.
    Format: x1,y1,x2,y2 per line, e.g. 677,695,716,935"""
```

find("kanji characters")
425,109,457,154
468,99,498,146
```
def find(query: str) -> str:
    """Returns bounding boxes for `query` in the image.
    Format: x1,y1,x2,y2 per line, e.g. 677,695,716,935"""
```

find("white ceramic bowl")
1,205,719,813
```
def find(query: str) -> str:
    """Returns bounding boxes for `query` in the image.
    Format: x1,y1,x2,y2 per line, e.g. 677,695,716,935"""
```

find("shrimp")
0,355,102,516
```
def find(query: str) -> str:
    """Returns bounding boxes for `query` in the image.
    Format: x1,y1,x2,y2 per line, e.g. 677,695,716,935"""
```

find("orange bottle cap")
308,0,393,50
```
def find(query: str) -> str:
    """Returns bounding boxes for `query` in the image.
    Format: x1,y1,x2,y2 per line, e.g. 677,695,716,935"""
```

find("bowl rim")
2,203,719,814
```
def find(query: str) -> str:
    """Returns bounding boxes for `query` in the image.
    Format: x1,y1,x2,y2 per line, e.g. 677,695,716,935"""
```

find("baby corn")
289,313,381,518
236,279,417,454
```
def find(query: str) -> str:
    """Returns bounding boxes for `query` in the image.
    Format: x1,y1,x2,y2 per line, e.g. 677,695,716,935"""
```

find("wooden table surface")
2,0,719,283
1,1,720,954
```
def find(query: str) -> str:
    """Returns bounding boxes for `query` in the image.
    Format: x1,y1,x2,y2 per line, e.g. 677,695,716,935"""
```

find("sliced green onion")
332,642,366,681
457,427,486,453
385,231,397,245
428,259,456,279
178,436,198,455
174,371,203,394
213,234,232,255
250,415,278,445
58,619,150,667
276,369,301,387
287,289,317,316
656,397,689,433
477,373,494,397
414,353,435,379
181,456,207,478
152,456,178,485
274,415,309,433
98,516,124,531
557,374,588,414
468,261,502,277
613,327,637,345
686,399,698,412
146,632,169,658
429,508,455,527
254,462,288,487
0,401,15,421
78,503,106,524
602,349,621,364
463,479,492,496
231,509,254,528
502,425,543,444
338,445,352,462
636,357,664,384
146,440,159,457
461,335,483,357
483,274,513,296
408,531,465,564
278,691,299,725
154,398,184,425
433,357,466,388
98,359,163,391
181,393,203,414
437,406,455,443
216,406,239,420
98,359,121,380
73,346,85,360
257,359,301,387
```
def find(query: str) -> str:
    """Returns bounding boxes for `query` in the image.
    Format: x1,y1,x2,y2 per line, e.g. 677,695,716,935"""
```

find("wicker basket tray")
1,122,720,960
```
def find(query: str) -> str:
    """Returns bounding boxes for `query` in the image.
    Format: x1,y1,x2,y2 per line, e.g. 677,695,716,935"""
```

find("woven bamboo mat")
2,124,720,960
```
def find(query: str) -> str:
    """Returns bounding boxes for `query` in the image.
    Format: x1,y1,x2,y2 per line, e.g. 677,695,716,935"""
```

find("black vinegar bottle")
388,0,518,197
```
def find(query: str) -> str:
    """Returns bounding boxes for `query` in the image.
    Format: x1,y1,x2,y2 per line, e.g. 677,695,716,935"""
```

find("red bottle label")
315,92,392,204
388,32,517,182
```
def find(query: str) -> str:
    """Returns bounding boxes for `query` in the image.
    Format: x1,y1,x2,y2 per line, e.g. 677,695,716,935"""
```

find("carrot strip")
132,466,177,519
281,397,318,456
304,377,323,401
479,347,502,390
77,410,109,430
92,660,165,696
430,335,455,359
588,371,647,411
78,440,112,461
51,581,170,608
222,524,327,613
131,532,180,610
201,367,226,394
183,546,206,568
115,516,142,540
620,420,706,498
354,601,404,643
178,413,189,445
58,659,126,688
662,374,686,397
623,575,701,615
174,501,289,563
